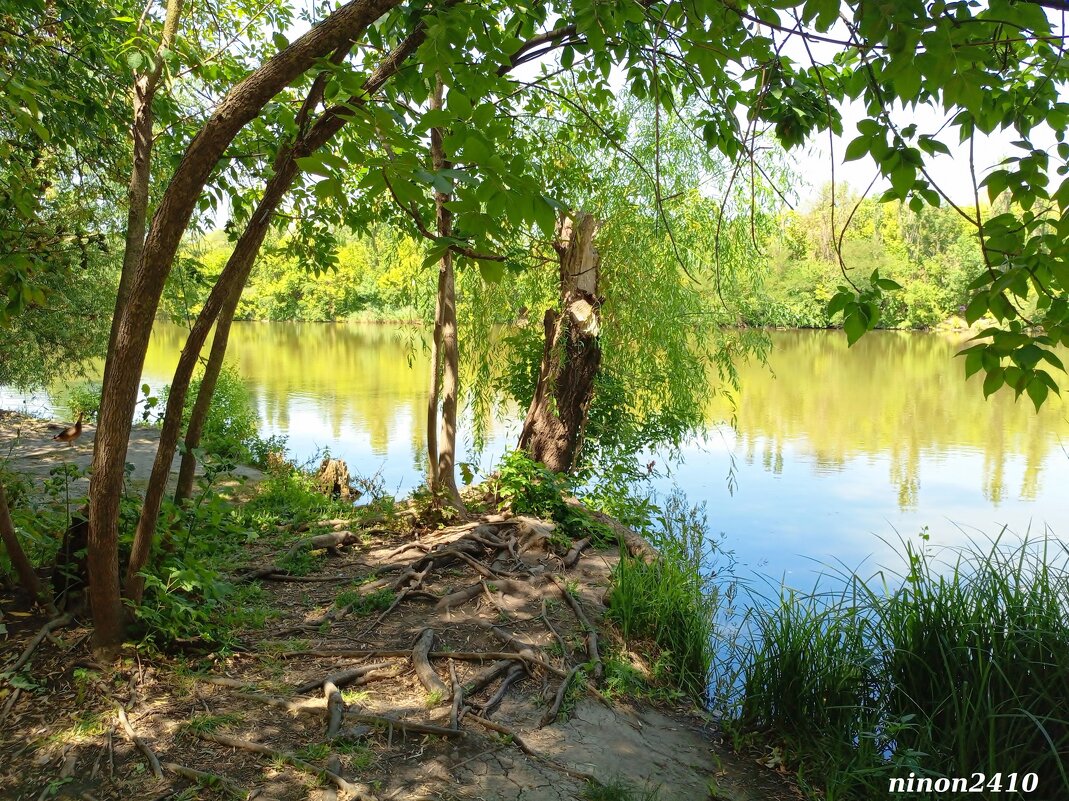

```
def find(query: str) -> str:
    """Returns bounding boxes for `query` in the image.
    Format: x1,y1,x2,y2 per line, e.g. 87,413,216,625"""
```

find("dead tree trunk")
518,212,602,474
89,0,402,652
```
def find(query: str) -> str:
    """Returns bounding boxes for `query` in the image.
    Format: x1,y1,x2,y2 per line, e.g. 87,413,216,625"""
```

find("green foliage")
334,587,394,615
607,493,719,700
492,450,613,544
729,536,1069,799
240,462,354,531
580,778,661,801
165,363,259,463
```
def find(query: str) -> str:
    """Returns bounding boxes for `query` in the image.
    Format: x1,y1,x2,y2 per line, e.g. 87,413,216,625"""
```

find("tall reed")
727,535,1069,799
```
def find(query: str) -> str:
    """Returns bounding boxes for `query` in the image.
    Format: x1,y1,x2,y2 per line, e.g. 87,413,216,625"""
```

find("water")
4,322,1067,586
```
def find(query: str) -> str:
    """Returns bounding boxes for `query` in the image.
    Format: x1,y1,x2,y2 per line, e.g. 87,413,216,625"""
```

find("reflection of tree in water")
705,330,1068,505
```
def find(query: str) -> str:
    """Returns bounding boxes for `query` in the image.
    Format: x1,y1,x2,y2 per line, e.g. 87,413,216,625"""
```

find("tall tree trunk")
518,212,602,474
0,481,53,612
428,76,464,510
89,0,402,653
122,13,428,605
104,0,186,381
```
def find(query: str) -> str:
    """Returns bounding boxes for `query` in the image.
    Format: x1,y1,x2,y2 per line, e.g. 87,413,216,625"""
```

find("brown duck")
53,413,84,447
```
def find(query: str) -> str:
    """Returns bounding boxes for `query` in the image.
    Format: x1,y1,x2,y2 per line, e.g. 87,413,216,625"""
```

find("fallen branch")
412,628,450,700
538,664,583,728
162,762,243,795
115,705,162,779
197,731,376,799
5,613,73,672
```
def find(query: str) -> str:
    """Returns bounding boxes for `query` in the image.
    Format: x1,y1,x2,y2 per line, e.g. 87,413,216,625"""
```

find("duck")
53,413,84,447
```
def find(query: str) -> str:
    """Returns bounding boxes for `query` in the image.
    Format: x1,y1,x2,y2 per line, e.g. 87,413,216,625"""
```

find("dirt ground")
0,410,262,490
0,412,799,801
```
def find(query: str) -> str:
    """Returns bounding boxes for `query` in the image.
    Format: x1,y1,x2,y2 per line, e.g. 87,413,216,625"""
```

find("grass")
727,534,1069,799
183,712,244,735
334,587,394,615
581,778,661,801
606,494,719,700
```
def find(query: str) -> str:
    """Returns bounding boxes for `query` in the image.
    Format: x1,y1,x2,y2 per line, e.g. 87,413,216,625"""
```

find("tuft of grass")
334,587,394,615
183,712,244,735
607,494,718,700
581,778,661,801
729,534,1069,799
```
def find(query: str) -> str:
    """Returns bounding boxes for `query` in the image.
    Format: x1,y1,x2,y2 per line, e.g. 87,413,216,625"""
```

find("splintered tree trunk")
518,212,602,474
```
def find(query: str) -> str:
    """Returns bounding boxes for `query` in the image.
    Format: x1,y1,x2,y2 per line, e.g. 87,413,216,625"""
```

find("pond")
4,322,1067,587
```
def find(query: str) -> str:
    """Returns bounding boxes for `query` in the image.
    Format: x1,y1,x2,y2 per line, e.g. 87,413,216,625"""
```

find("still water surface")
7,323,1068,585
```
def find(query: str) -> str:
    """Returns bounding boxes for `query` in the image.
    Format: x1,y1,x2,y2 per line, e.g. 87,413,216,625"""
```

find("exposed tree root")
345,712,465,738
5,613,73,673
196,731,376,800
115,705,162,779
465,712,596,782
539,664,583,728
411,628,449,700
548,575,603,683
563,537,591,568
163,761,244,796
325,680,344,738
448,659,462,730
476,663,526,719
294,662,394,694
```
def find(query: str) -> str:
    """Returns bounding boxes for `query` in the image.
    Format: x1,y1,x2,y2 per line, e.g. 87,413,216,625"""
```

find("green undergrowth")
728,534,1069,799
606,493,720,701
491,450,615,545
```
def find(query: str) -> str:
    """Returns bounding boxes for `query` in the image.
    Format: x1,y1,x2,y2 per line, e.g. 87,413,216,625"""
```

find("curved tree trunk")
104,0,186,374
122,11,428,606
89,0,402,651
518,212,602,474
172,283,241,505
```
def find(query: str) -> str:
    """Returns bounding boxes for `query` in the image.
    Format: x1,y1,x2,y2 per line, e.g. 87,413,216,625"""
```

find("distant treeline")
736,186,992,330
162,187,992,331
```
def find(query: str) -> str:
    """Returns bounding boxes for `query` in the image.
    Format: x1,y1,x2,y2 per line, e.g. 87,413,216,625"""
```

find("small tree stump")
315,458,355,500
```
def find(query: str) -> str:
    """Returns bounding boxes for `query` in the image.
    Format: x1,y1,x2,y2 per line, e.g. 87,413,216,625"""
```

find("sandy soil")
0,410,262,491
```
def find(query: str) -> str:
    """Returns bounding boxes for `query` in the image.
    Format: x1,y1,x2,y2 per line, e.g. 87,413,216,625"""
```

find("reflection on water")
4,323,1066,583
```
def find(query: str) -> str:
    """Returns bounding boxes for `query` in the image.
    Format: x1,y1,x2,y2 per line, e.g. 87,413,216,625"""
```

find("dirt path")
0,410,261,490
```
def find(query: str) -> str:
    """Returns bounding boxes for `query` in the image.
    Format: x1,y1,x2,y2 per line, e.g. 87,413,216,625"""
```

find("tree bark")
0,481,50,610
122,9,429,605
428,76,464,510
104,0,186,382
518,212,602,474
89,0,402,652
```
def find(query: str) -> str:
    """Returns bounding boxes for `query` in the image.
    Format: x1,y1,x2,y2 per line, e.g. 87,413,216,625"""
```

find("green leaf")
843,135,869,162
478,260,505,283
982,367,1004,398
1026,376,1049,409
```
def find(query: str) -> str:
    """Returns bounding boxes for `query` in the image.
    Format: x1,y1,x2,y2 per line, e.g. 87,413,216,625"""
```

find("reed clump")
729,535,1069,799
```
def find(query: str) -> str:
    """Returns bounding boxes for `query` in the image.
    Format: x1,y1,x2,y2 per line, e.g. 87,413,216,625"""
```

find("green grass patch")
334,587,394,615
606,494,718,700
